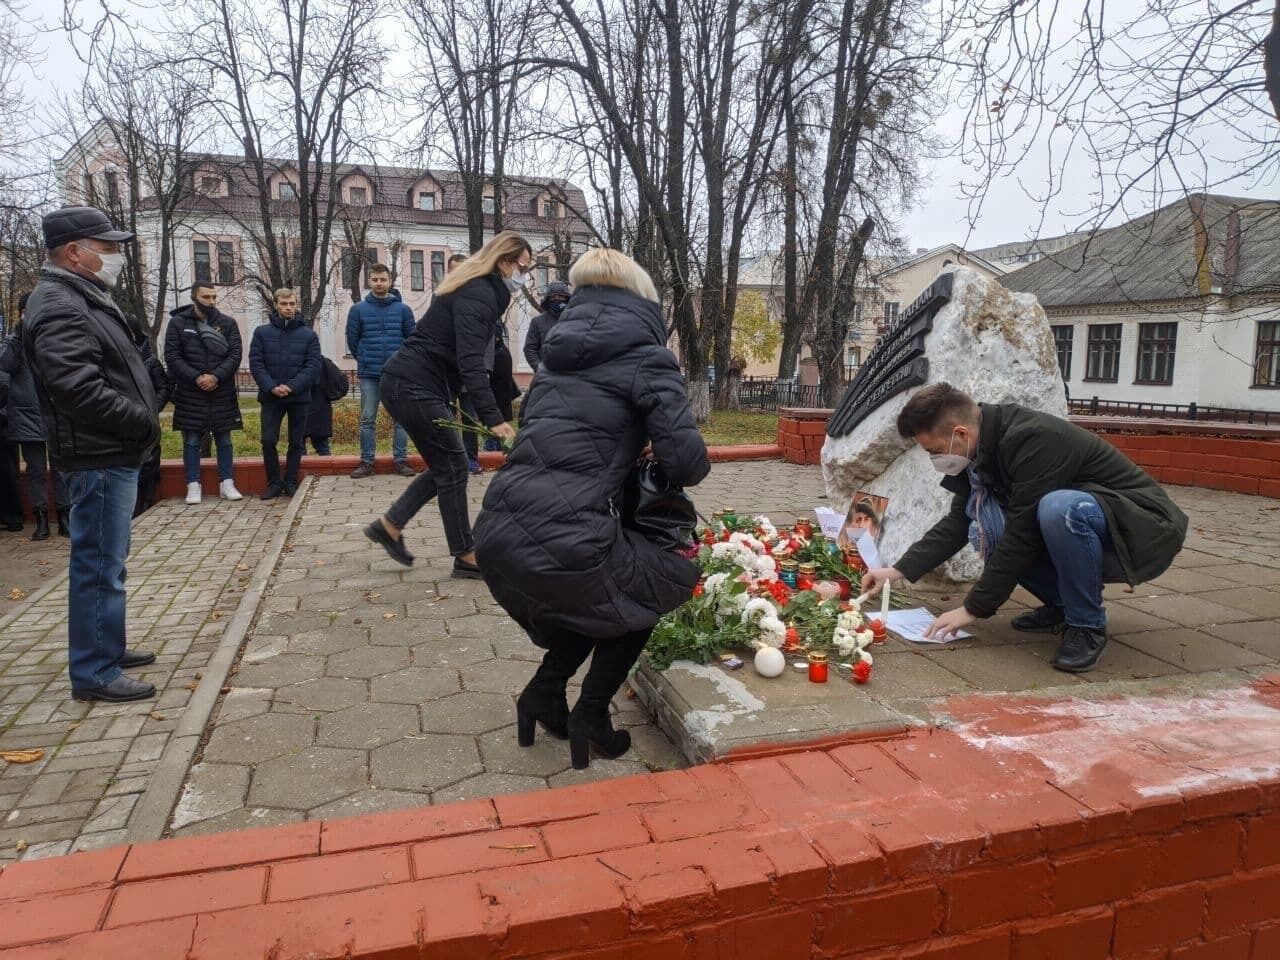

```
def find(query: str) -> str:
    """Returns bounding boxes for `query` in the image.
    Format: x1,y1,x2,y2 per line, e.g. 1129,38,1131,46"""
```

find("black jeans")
307,436,332,455
380,372,474,555
0,442,23,524
18,442,69,512
260,399,307,485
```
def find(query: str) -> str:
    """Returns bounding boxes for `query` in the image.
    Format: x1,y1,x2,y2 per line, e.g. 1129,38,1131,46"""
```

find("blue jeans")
1018,490,1133,632
182,431,235,483
359,378,409,465
65,466,138,690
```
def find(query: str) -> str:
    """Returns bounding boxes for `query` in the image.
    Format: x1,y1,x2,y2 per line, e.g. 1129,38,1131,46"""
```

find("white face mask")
92,251,126,287
505,270,528,292
929,428,972,475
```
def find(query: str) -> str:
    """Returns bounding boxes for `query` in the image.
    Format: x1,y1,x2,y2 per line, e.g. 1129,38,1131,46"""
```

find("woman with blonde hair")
365,230,532,577
473,248,709,768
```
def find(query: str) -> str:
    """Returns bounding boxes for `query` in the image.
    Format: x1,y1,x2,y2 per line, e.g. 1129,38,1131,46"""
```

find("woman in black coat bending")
473,249,710,769
365,231,528,577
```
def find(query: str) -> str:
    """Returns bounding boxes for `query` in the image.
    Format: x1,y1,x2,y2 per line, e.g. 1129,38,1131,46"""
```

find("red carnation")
853,661,872,684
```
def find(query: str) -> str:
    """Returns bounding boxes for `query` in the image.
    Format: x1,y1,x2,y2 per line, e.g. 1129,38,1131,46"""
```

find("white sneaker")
219,479,244,501
185,482,202,505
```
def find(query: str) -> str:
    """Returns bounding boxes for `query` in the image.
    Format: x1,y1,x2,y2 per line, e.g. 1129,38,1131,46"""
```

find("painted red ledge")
3,680,1280,958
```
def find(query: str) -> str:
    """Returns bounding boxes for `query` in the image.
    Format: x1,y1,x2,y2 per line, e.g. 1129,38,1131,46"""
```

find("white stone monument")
822,267,1067,581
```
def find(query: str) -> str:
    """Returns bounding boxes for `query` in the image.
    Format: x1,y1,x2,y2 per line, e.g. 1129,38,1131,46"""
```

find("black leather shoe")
394,461,418,477
1052,626,1109,673
261,482,284,501
1012,605,1066,633
364,520,414,566
31,510,50,541
72,675,156,703
121,649,156,669
283,479,299,496
56,508,70,537
452,557,484,579
1,520,22,532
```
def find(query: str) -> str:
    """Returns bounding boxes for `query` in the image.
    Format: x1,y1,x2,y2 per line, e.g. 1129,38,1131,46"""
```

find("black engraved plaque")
826,273,954,438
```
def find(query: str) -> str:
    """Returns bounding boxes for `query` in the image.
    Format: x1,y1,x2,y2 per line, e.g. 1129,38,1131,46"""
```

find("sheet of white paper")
814,506,844,539
854,530,881,569
884,607,970,644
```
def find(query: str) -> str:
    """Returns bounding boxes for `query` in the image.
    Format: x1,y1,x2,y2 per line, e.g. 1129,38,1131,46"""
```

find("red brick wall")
6,679,1280,959
1094,433,1280,498
778,407,831,466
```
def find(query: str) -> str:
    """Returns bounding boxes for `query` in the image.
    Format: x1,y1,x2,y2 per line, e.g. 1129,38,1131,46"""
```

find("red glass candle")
869,618,887,644
795,519,814,540
834,574,852,601
807,652,828,683
796,562,816,592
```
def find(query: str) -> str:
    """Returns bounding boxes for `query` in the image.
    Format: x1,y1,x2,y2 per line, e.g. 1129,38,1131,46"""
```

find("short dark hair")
448,254,466,266
368,263,390,277
895,382,978,438
191,282,216,297
853,501,877,520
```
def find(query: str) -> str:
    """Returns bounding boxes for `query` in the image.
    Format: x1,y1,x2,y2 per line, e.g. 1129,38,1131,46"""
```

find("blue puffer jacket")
249,312,322,405
345,290,415,380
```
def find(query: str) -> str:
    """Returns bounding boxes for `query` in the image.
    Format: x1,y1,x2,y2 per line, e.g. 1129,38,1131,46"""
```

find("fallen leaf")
315,559,326,566
220,686,232,694
364,592,381,601
209,611,223,621
0,749,44,764
148,711,165,721
352,618,363,624
625,685,637,700
183,683,198,692
15,840,26,853
236,563,249,571
67,722,80,733
382,612,397,621
195,672,203,679
7,588,25,601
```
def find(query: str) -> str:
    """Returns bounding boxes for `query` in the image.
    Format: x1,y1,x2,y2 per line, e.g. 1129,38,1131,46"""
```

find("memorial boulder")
822,267,1066,581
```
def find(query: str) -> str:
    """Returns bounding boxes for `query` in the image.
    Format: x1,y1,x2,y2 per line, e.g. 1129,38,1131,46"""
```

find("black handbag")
620,457,698,550
321,358,351,402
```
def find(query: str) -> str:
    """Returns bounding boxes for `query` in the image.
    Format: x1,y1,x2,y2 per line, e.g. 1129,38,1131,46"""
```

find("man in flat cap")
23,206,159,702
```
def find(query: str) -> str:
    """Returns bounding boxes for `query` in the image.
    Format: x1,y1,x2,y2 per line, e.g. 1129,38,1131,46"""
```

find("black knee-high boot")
516,634,595,746
568,629,651,769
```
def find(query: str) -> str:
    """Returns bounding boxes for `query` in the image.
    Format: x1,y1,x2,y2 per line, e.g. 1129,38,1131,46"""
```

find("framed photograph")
838,492,888,567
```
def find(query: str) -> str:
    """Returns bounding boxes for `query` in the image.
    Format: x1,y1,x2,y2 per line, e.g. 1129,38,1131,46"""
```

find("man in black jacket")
862,382,1188,673
522,280,570,371
249,288,321,500
23,206,160,703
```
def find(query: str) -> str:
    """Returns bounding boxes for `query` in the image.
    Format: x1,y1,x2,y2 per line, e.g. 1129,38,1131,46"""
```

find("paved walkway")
0,461,1276,860
0,496,282,862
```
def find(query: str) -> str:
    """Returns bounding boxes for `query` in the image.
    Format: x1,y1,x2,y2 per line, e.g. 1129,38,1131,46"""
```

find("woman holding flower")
473,249,709,769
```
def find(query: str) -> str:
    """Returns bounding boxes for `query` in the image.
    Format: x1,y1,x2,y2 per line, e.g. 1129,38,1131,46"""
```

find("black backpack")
321,357,350,402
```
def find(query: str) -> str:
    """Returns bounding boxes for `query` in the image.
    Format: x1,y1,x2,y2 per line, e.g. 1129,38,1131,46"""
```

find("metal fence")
734,377,825,412
1069,396,1278,426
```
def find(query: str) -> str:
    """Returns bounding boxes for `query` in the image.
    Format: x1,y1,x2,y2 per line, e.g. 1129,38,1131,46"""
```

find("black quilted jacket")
473,285,710,642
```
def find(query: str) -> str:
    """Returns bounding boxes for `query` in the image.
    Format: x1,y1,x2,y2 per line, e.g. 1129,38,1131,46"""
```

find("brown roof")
140,153,594,237
1001,194,1280,307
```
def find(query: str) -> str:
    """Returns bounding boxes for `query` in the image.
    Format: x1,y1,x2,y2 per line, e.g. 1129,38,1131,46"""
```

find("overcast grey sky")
17,0,1276,253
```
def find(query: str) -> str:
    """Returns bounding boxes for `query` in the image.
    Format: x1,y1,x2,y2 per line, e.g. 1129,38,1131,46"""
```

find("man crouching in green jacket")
861,382,1188,673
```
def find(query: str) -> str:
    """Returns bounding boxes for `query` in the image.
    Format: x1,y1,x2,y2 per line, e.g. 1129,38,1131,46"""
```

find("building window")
341,247,378,287
278,180,297,200
536,256,550,288
430,251,445,286
1085,323,1122,382
1135,322,1177,385
104,171,119,205
1254,321,1280,388
200,175,222,195
482,194,495,215
193,240,212,285
417,192,436,211
82,173,93,201
1051,325,1073,380
348,186,367,206
216,241,235,285
879,301,899,335
410,250,425,292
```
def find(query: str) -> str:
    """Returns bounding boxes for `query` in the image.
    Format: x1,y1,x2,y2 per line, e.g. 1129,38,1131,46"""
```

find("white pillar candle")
880,580,890,619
